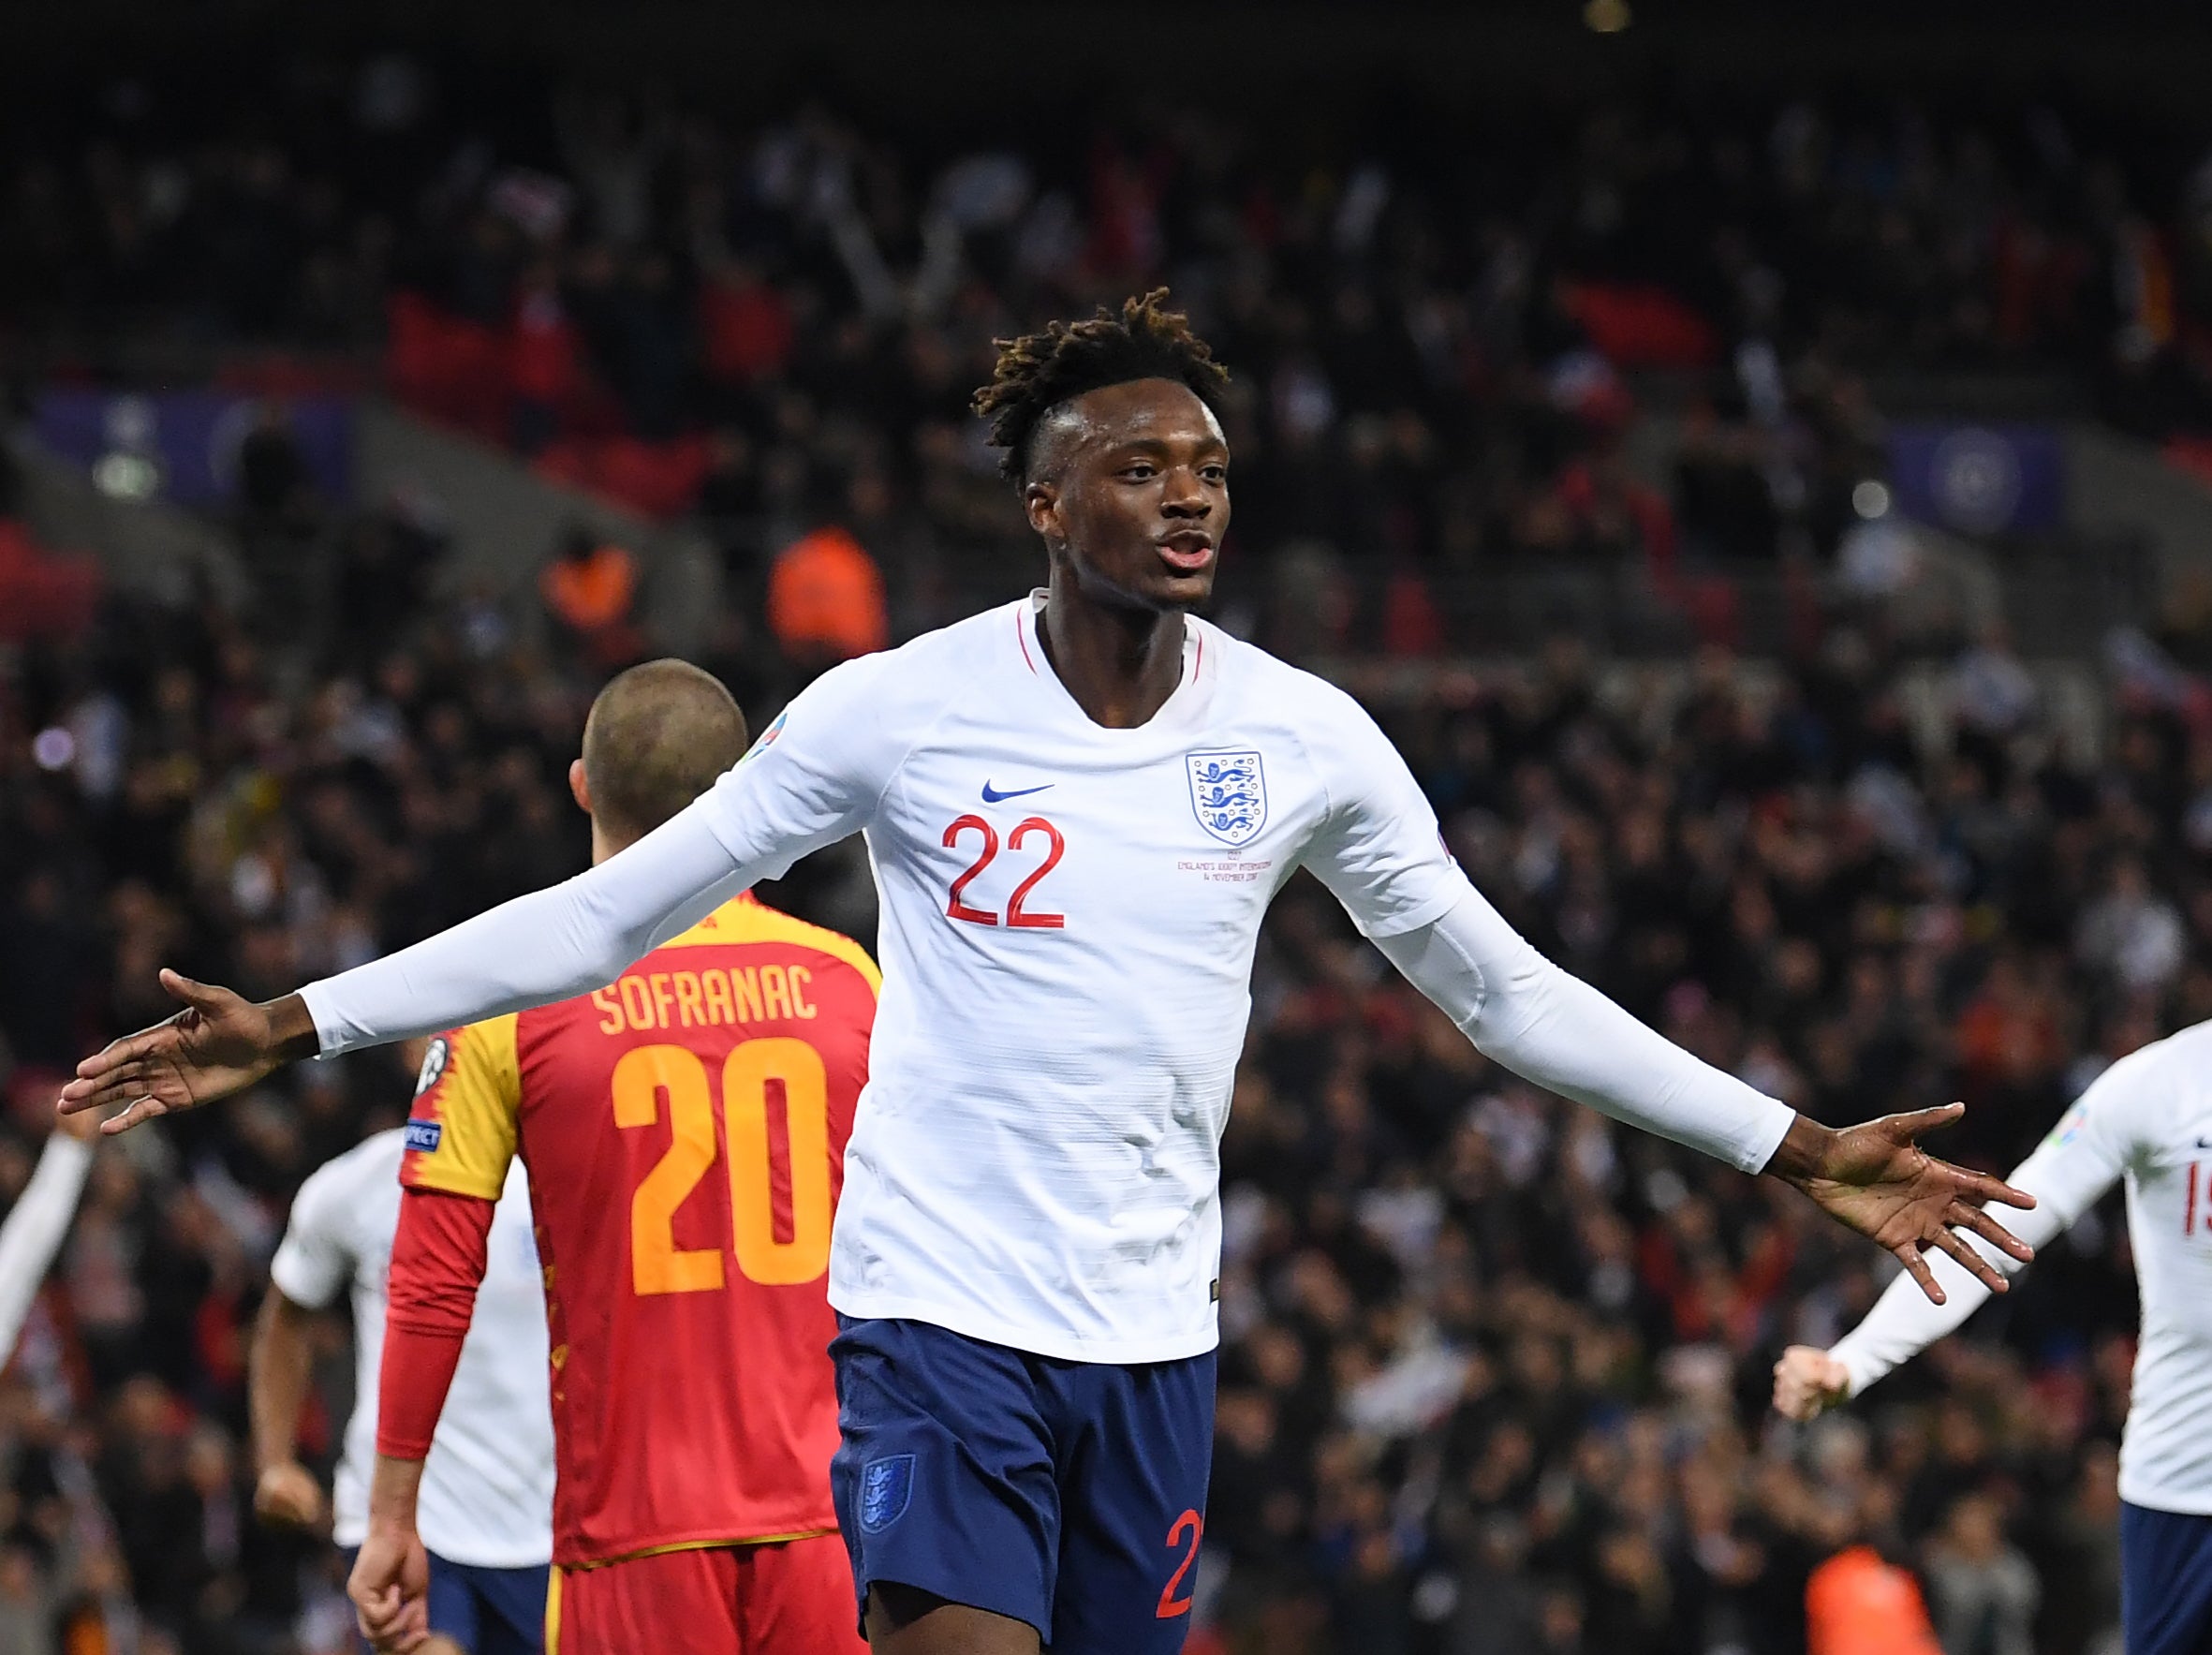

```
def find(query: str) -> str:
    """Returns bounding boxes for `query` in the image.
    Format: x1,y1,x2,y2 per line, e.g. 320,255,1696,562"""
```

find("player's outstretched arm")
66,653,897,1134
1372,886,2036,1304
1761,1106,2034,1302
63,800,746,1132
1773,1056,2142,1420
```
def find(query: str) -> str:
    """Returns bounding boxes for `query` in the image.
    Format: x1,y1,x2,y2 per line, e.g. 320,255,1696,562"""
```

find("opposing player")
252,1123,552,1655
68,293,2035,1655
1775,1018,2212,1655
347,660,875,1655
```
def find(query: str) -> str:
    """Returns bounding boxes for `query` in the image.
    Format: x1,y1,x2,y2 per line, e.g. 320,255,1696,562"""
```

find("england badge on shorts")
1187,749,1267,847
860,1455,914,1532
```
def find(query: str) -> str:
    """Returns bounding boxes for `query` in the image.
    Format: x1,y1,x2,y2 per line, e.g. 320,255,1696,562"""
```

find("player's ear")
568,759,592,818
1024,479,1059,540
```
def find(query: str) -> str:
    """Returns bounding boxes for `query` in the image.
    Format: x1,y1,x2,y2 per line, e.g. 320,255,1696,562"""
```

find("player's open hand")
348,1522,431,1654
1772,1346,1851,1422
59,971,311,1134
253,1461,327,1531
1769,1103,2035,1305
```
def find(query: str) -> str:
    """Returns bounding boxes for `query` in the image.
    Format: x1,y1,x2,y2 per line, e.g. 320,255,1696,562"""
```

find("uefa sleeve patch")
404,1119,444,1154
413,1037,451,1099
859,1454,914,1532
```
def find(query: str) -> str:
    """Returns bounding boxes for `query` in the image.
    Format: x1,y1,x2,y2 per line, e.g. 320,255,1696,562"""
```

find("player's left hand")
253,1461,327,1530
348,1521,431,1654
61,973,319,1133
1770,1103,2035,1305
1772,1345,1851,1422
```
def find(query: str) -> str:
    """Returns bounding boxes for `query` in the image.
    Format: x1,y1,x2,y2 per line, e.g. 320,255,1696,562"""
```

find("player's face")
1025,378,1230,612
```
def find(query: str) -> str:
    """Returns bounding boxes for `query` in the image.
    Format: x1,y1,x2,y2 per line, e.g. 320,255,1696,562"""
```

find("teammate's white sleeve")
268,1152,361,1309
1302,689,1795,1173
302,656,901,1057
1826,1047,2150,1396
1374,889,1796,1173
0,1134,94,1363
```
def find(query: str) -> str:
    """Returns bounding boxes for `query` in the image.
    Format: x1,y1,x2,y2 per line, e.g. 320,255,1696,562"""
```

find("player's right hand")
59,973,314,1134
348,1521,432,1654
253,1461,327,1530
1772,1345,1851,1422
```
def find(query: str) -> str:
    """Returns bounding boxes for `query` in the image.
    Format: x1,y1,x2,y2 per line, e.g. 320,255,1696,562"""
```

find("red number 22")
941,815,1066,928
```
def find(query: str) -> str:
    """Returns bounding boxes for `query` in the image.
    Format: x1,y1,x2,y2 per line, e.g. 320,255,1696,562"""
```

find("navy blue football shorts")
2123,1500,2212,1655
828,1315,1215,1654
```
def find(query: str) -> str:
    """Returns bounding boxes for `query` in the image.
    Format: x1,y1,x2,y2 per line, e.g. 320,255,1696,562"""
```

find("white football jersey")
269,1130,553,1563
702,595,1462,1362
1833,1020,2212,1515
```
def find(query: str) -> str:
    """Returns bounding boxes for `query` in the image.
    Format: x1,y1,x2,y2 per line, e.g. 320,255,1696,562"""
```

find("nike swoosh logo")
2196,1137,2212,1149
981,781,1054,803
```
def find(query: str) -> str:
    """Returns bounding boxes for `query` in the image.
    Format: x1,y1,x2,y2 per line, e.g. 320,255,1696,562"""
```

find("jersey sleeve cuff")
1830,1337,1884,1399
1739,1096,1799,1175
296,979,349,1058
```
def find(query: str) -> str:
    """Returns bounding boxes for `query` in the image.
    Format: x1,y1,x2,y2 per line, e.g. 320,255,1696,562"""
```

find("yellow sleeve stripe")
404,1014,523,1201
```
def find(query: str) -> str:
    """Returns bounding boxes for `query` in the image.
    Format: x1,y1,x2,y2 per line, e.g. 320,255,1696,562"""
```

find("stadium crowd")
5,41,2211,1655
2,534,2186,1655
8,49,2212,622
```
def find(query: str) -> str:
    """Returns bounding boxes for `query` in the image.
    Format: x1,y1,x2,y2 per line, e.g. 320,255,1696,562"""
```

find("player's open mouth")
1158,533,1216,571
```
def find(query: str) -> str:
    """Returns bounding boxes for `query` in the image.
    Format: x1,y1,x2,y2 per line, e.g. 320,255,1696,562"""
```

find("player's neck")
1037,581,1187,729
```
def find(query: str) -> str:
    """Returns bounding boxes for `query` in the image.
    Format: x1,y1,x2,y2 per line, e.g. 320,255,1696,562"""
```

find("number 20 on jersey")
612,1038,833,1295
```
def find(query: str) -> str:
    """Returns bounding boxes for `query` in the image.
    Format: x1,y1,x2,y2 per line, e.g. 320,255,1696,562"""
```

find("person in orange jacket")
1805,1485,1943,1655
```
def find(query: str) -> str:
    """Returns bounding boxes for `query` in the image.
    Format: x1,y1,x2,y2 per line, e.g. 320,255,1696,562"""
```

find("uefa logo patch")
404,1119,443,1154
860,1454,915,1532
413,1036,450,1099
1187,749,1267,847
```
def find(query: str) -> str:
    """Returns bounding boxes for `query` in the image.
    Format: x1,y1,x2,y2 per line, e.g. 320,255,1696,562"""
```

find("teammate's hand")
1768,1104,2034,1305
59,974,317,1134
1772,1346,1851,1422
252,1461,327,1530
348,1521,431,1654
52,1098,105,1143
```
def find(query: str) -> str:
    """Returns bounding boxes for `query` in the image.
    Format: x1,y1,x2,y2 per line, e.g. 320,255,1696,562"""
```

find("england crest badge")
1187,749,1267,847
859,1454,914,1532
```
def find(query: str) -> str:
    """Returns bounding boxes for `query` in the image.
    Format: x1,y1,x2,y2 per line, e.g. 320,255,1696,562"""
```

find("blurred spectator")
1924,1492,2040,1655
1805,1541,1942,1655
765,525,889,668
2077,856,2188,992
538,523,641,668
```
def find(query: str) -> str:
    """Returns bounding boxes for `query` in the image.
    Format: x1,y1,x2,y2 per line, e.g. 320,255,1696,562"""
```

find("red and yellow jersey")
401,894,877,1567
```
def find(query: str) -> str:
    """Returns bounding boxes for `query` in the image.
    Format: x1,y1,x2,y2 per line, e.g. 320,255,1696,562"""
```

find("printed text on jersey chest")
1179,858,1273,884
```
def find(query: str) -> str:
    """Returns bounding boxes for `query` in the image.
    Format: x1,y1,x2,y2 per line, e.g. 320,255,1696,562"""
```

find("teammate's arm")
248,1288,329,1529
1774,1052,2146,1420
65,655,901,1130
1303,692,2032,1302
257,1147,366,1532
0,1109,97,1367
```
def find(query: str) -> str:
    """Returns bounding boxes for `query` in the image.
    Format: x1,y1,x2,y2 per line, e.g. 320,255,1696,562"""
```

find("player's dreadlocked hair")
972,289,1230,483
